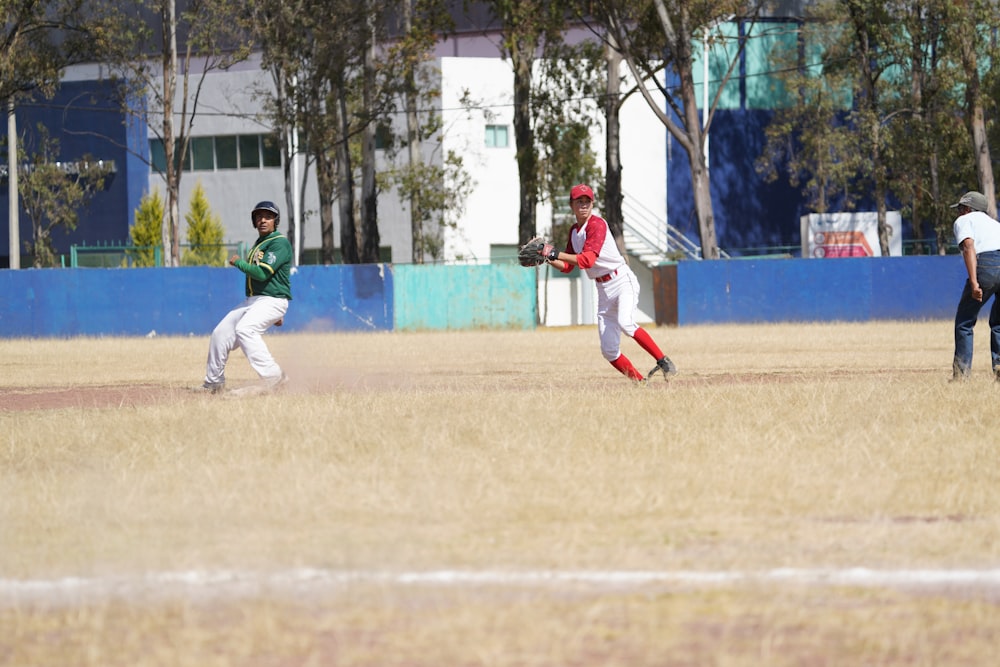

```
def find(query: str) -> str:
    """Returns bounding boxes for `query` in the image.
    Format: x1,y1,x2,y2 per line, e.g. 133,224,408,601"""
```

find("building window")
485,124,509,148
190,136,215,170
148,138,190,173
150,139,166,173
374,124,393,150
261,134,281,167
746,21,798,109
149,134,282,172
216,136,238,169
239,134,260,168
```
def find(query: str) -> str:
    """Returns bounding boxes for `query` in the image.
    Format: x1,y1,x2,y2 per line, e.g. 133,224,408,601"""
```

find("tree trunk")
511,36,537,245
970,101,995,218
960,37,996,218
161,0,178,267
334,82,359,264
673,9,718,259
690,158,718,259
678,63,718,258
875,178,889,255
403,0,422,264
604,35,628,261
282,123,297,263
315,149,336,265
275,71,297,265
869,120,890,256
360,7,380,264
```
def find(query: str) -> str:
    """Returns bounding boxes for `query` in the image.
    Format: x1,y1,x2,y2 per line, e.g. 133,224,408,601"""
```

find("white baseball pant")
204,295,288,386
596,268,641,362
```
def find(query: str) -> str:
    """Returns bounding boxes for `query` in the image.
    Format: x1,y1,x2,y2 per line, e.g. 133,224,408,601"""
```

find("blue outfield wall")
0,263,534,338
0,257,977,338
0,265,396,338
676,256,969,325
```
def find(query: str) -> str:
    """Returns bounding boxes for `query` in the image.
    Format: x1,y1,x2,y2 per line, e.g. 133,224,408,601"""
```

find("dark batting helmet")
251,201,280,227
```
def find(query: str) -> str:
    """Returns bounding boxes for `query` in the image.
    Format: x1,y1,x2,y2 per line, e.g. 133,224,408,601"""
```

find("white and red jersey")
561,213,625,280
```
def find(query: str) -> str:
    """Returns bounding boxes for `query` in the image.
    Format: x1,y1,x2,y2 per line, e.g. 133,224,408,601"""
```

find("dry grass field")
2,321,1000,666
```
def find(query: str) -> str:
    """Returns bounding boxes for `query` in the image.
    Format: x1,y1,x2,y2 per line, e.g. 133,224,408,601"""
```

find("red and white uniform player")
545,184,678,382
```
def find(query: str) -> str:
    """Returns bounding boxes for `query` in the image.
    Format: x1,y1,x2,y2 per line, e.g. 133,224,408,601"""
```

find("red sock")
610,354,644,381
632,327,664,360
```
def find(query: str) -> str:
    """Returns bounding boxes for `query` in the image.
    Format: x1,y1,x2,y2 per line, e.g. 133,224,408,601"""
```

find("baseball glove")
518,236,556,267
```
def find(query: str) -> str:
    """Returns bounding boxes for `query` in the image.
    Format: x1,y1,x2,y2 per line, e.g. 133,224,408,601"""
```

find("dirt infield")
0,384,177,412
0,366,944,413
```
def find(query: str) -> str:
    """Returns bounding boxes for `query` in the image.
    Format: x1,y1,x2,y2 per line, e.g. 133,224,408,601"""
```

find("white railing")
620,192,729,262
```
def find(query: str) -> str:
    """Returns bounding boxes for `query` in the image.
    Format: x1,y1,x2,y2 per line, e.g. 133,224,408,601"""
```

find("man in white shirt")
950,191,1000,381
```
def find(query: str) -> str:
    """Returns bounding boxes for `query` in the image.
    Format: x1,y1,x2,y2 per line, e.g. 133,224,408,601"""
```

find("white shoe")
227,374,288,398
268,373,290,390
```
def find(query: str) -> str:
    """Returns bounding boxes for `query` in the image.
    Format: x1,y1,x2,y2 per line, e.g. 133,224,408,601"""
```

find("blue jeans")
953,251,1000,376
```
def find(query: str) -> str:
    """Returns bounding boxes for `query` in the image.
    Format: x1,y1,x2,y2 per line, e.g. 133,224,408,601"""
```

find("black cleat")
647,356,678,380
192,381,225,395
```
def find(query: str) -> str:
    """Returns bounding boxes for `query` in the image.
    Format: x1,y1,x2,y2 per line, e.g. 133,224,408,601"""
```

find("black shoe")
192,381,225,394
647,356,678,380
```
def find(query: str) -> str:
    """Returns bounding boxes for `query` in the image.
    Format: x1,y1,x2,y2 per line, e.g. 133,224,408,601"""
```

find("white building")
88,30,671,324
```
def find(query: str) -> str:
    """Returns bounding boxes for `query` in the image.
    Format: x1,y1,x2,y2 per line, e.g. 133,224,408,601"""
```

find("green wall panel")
394,264,537,330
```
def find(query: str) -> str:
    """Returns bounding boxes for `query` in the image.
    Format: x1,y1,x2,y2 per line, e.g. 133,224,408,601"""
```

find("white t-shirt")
953,210,1000,253
569,214,626,280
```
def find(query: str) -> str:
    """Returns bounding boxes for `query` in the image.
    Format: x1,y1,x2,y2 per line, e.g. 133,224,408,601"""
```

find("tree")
758,0,977,255
841,0,897,255
485,0,573,245
946,0,999,218
358,0,381,263
129,189,165,267
760,0,898,255
105,0,251,267
252,0,378,265
533,38,604,237
2,0,115,269
881,0,971,254
370,0,477,264
250,0,306,264
0,0,108,104
18,126,113,267
181,181,226,266
589,0,762,259
602,31,626,249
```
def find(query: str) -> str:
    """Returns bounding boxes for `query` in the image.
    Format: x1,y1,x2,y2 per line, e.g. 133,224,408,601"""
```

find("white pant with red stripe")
204,295,288,386
596,267,641,361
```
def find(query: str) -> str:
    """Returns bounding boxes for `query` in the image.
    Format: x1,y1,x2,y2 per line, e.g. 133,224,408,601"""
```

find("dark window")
375,124,393,150
150,139,166,173
148,138,189,172
191,137,215,170
216,136,237,169
239,135,260,168
261,134,281,167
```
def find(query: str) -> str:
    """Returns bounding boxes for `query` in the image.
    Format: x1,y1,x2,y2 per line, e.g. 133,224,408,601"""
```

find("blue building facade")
2,79,147,266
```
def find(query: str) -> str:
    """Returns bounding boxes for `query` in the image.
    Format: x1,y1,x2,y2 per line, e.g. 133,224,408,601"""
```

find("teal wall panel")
394,264,536,330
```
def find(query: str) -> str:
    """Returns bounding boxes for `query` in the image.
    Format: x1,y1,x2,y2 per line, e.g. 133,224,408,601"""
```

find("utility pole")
7,100,19,269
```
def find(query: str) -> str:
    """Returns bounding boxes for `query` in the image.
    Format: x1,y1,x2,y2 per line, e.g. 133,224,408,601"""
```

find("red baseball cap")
570,184,594,201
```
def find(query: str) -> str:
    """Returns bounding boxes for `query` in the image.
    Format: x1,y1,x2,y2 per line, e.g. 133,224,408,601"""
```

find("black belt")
595,269,618,283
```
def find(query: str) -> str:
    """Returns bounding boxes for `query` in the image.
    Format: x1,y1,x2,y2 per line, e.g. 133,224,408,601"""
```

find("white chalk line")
3,568,1000,602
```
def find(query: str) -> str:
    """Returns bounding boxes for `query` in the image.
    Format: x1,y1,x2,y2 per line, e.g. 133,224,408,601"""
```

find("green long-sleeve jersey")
232,231,293,299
